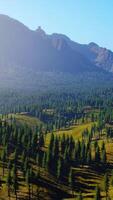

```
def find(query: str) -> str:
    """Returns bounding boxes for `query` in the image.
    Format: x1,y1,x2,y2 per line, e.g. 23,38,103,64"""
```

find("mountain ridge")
50,32,113,72
0,14,113,89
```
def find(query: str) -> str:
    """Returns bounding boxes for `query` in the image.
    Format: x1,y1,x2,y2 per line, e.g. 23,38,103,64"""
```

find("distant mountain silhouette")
0,14,113,89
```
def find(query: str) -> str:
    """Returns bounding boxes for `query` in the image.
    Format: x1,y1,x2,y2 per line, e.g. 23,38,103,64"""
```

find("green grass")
45,122,94,146
8,113,43,127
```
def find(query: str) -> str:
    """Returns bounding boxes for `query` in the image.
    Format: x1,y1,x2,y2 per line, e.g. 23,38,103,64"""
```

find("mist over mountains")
0,14,113,89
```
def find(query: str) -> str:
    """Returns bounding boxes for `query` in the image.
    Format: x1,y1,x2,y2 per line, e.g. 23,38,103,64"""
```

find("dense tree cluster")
0,114,109,199
0,86,113,199
1,87,113,133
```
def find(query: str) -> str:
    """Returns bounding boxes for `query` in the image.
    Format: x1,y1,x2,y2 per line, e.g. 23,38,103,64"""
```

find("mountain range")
0,14,113,89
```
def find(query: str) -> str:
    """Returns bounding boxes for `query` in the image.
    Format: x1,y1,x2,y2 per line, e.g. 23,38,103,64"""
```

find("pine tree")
39,134,44,147
46,145,53,172
81,140,86,165
94,140,98,151
87,149,92,165
30,168,34,197
0,176,2,191
56,158,62,181
1,148,6,176
77,192,83,200
101,141,105,151
53,136,60,174
36,170,42,200
49,133,55,152
101,149,107,164
91,113,95,122
23,157,29,177
75,140,81,163
68,168,74,196
6,169,12,200
110,170,113,186
61,134,66,154
12,166,18,200
95,185,101,200
26,169,31,200
42,152,47,168
46,134,55,172
7,160,12,170
95,146,100,163
103,173,109,200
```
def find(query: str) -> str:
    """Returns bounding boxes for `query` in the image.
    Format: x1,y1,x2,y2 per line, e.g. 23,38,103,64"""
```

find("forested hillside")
0,87,113,199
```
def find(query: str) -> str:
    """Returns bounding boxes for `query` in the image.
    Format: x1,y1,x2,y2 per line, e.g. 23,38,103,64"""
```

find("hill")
1,109,113,199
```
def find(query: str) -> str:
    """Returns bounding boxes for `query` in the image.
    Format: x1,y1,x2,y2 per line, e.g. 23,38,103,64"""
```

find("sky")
0,0,113,50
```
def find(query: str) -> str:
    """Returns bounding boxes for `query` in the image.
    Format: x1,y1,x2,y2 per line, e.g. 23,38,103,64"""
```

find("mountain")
0,14,95,74
0,14,113,89
51,34,113,72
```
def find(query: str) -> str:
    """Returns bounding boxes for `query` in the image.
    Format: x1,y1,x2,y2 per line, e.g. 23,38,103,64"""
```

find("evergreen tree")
103,173,109,200
1,148,6,176
110,170,113,186
26,169,31,200
95,185,101,200
101,149,107,164
75,140,81,163
77,192,83,200
68,168,74,196
30,168,34,197
6,169,12,200
42,152,47,168
61,134,66,154
81,140,86,165
56,158,63,181
87,149,92,165
101,141,105,151
12,167,18,200
95,146,100,163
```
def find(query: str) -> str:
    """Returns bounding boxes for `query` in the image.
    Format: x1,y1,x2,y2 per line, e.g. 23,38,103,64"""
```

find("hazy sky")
0,0,113,50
